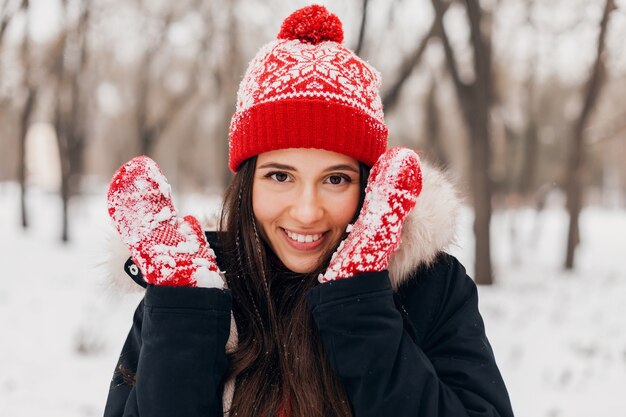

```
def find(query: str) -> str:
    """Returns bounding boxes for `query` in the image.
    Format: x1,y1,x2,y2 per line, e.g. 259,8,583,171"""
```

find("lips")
285,229,323,243
281,228,327,251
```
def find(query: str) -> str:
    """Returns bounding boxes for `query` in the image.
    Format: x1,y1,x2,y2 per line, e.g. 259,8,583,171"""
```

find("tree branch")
0,0,25,49
564,0,616,269
354,0,368,56
136,3,177,154
431,0,470,98
575,0,616,134
382,1,450,113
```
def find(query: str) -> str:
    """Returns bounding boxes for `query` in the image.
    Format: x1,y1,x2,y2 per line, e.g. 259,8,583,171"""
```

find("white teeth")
285,229,322,243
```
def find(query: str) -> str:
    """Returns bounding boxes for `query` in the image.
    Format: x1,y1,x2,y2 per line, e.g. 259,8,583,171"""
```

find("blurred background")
0,0,625,416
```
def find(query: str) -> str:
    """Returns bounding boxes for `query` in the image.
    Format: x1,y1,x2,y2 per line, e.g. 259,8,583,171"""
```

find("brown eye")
326,174,350,185
269,172,290,182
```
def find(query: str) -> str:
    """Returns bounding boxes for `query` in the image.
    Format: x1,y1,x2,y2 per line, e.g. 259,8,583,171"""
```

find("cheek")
252,183,271,229
327,188,360,228
252,182,287,236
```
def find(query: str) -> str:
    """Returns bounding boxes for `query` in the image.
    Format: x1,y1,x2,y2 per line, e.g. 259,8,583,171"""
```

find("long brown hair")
218,156,369,417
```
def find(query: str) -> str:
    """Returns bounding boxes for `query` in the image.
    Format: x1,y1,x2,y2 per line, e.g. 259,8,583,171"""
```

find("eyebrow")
257,162,359,173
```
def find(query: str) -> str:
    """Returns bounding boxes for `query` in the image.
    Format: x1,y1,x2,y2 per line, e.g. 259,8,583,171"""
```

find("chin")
272,233,343,274
283,258,320,274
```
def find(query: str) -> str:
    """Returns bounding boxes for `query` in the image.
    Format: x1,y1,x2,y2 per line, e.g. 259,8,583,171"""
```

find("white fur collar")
103,160,461,293
388,160,460,288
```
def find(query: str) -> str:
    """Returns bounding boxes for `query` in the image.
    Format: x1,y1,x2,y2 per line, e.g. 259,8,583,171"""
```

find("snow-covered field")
0,182,624,417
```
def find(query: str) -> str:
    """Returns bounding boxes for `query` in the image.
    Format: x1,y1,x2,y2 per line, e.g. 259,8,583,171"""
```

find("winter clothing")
103,241,513,417
104,285,231,417
107,156,223,288
322,147,422,282
228,5,387,171
103,161,514,417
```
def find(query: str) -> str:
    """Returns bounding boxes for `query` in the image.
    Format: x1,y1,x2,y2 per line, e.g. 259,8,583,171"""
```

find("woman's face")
252,148,361,273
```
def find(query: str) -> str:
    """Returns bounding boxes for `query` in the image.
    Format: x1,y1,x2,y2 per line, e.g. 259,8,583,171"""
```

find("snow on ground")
0,182,624,417
452,206,626,417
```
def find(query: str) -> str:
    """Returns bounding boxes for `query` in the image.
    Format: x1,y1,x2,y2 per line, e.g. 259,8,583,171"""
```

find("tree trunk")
60,160,70,242
433,0,494,284
18,129,28,229
18,89,35,229
424,77,448,166
18,0,35,230
382,4,447,114
517,0,540,197
55,101,68,242
135,4,175,157
139,126,157,156
564,0,615,269
354,0,369,56
215,0,240,188
518,112,539,195
469,106,493,284
53,0,90,242
0,0,17,51
467,0,494,284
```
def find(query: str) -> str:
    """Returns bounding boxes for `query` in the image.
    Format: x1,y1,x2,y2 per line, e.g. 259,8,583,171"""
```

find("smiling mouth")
281,228,327,250
284,229,323,243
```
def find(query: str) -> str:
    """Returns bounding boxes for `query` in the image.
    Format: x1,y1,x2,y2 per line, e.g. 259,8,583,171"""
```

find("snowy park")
2,0,626,416
1,182,624,417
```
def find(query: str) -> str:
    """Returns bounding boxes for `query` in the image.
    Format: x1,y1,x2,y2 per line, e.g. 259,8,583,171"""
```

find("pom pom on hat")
277,4,344,44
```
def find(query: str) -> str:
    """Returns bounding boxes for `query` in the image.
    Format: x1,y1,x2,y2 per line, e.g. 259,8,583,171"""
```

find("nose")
289,184,324,225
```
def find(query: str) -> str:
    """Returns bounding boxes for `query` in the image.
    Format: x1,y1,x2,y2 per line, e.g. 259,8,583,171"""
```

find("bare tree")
517,77,539,197
564,0,616,269
0,1,9,44
0,0,19,50
587,111,626,146
354,0,369,56
498,0,541,199
382,1,450,114
211,0,242,189
432,0,495,284
134,1,204,157
134,5,174,156
52,0,91,242
423,74,449,167
17,0,37,229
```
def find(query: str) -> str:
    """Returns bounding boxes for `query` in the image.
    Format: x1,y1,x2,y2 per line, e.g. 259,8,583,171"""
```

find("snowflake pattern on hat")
234,40,384,125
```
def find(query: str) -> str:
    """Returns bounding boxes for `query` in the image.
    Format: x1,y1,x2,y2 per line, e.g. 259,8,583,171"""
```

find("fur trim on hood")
388,160,460,289
102,160,461,293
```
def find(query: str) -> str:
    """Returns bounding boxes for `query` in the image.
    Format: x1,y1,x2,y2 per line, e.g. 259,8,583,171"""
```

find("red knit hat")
228,4,388,172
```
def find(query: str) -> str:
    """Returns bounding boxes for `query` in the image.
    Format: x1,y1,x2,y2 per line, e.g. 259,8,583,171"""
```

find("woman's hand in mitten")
107,156,223,288
320,147,422,282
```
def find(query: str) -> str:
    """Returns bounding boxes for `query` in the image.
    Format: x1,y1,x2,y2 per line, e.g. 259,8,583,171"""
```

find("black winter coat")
103,235,514,417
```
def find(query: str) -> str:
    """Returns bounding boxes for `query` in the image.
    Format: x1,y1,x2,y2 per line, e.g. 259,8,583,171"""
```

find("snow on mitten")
320,147,422,282
107,156,223,288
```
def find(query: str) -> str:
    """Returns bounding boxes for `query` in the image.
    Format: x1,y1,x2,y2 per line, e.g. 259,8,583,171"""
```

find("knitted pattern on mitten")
321,147,422,282
107,156,223,288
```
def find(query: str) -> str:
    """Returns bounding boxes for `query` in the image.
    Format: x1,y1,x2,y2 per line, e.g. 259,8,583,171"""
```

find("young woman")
103,5,514,417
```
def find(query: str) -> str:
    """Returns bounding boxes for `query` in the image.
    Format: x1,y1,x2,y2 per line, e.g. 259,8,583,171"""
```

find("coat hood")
103,160,461,292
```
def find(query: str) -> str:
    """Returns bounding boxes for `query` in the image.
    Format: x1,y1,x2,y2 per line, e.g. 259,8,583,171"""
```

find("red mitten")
107,156,223,288
320,147,422,282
